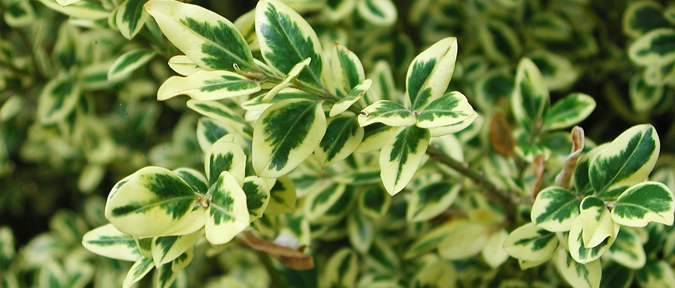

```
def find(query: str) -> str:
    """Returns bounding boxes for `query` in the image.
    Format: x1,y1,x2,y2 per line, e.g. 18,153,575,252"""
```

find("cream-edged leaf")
636,260,675,288
503,223,559,262
358,185,390,219
155,249,193,288
511,58,549,130
556,249,601,288
347,213,373,253
242,176,270,221
324,248,359,287
122,257,153,288
187,99,254,139
314,116,364,168
205,172,249,245
542,93,596,131
438,221,489,260
115,0,149,39
303,183,348,222
611,182,674,227
481,228,509,268
151,229,203,266
356,0,397,26
157,70,260,101
358,100,415,127
81,224,142,262
265,176,296,215
196,118,236,154
261,58,310,102
108,49,156,82
405,37,458,110
379,126,430,195
415,91,476,129
579,196,614,248
531,187,580,232
330,79,371,117
568,216,619,264
167,55,201,76
629,28,675,66
406,182,460,222
38,0,109,19
205,138,247,186
605,228,646,269
330,43,366,96
37,75,80,124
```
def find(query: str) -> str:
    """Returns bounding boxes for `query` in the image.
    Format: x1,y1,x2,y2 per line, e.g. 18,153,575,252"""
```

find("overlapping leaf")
530,187,580,232
405,37,458,110
568,215,619,264
81,224,142,262
415,91,476,129
107,49,156,82
379,126,430,195
503,223,559,262
542,93,596,131
115,0,149,39
37,75,80,124
157,70,260,101
511,58,549,130
151,229,203,266
205,172,249,245
358,100,415,127
406,182,460,222
314,116,364,168
579,196,614,248
556,248,601,288
242,176,270,221
611,182,674,227
187,100,254,139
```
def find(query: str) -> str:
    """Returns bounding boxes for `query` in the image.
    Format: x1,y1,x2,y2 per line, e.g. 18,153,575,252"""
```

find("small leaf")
530,187,580,232
205,138,247,186
205,172,249,245
347,213,373,253
405,37,458,110
157,70,260,101
605,228,646,269
266,176,297,215
503,223,559,262
329,43,365,96
404,221,457,259
438,221,489,260
354,124,399,152
636,260,675,288
314,116,364,168
81,224,142,262
115,0,149,39
358,100,415,127
303,183,348,222
173,168,208,195
415,91,476,128
108,49,156,82
187,99,254,139
196,118,236,153
151,229,203,266
364,60,398,104
4,0,36,27
261,58,310,102
611,181,674,227
628,28,675,66
630,72,665,112
38,0,109,19
356,0,397,26
122,258,153,288
330,79,371,117
556,249,601,288
600,262,633,288
358,185,390,219
167,55,201,76
511,58,549,131
324,248,359,287
37,75,81,124
528,50,579,91
542,93,596,131
406,182,460,222
579,196,614,248
478,19,522,63
379,126,430,195
155,249,193,288
481,228,509,268
242,176,270,221
568,215,619,264
410,254,456,288
623,1,670,38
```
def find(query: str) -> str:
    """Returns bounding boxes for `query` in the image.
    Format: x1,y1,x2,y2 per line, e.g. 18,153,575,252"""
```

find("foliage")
1,0,675,288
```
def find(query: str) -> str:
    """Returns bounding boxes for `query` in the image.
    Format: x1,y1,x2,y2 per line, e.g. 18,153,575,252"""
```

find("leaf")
542,93,596,131
568,215,619,264
157,70,260,101
205,137,247,186
415,91,476,129
347,213,373,253
481,228,510,268
579,196,615,248
241,231,314,270
379,126,430,195
611,182,674,227
104,167,203,237
123,258,154,288
261,58,310,102
354,124,398,152
255,0,324,87
410,254,456,288
151,229,203,267
108,49,156,82
329,43,365,96
530,187,580,232
428,113,479,137
358,185,390,219
438,221,489,260
623,1,670,39
511,58,549,130
37,75,81,124
503,223,559,262
303,183,348,222
364,60,398,104
187,100,254,139
330,79,371,117
356,0,397,26
4,0,36,27
605,228,646,269
324,248,359,287
252,99,326,178
528,50,579,91
404,221,458,259
242,176,270,221
115,0,149,39
81,224,142,262
196,118,236,153
556,249,601,288
600,262,633,288
205,171,249,245
314,116,364,168
630,72,665,112
636,260,675,288
38,0,109,19
629,28,675,66
366,238,400,272
265,176,297,215
167,55,201,76
145,0,255,71
478,19,522,63
155,249,193,288
589,124,660,193
358,100,415,127
406,182,460,222
405,37,458,110
135,237,153,259
79,60,119,90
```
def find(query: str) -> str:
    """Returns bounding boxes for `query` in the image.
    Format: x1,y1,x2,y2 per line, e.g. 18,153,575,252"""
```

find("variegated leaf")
135,237,153,259
252,99,326,178
330,79,371,117
528,50,579,91
0,95,23,122
404,221,458,259
81,224,142,262
187,100,254,139
380,126,430,195
266,176,296,215
79,60,118,90
356,0,397,26
145,0,255,71
482,228,509,268
105,167,203,237
406,182,460,222
623,1,669,38
167,55,201,76
314,116,364,168
324,248,358,287
589,124,660,193
242,176,270,221
438,221,489,260
157,70,260,101
636,260,675,288
629,28,675,66
415,91,476,129
358,100,415,127
155,249,193,288
347,213,373,253
542,93,596,131
579,196,614,248
605,228,646,269
478,19,522,63
611,182,674,227
354,123,398,152
530,186,579,232
122,257,153,288
205,137,247,186
173,168,208,195
511,58,549,130
600,262,633,288
358,185,390,219
329,43,365,96
333,169,381,185
261,58,310,102
568,215,619,264
364,60,398,104
38,261,67,288
151,228,203,266
410,254,456,288
366,238,400,272
428,113,478,137
108,49,156,82
255,0,324,87
38,0,109,19
556,249,601,288
303,183,348,222
205,171,249,245
4,0,36,27
503,223,559,262
196,118,236,153
405,37,458,110
37,75,80,124
115,0,149,39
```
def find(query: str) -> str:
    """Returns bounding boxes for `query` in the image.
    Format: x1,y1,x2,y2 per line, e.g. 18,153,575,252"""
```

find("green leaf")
252,99,326,178
428,113,479,137
600,262,633,288
145,0,255,71
266,176,296,215
366,238,400,272
38,261,67,288
356,0,397,26
589,124,660,193
379,126,430,195
196,118,236,153
314,116,364,168
205,136,247,186
415,91,476,129
303,183,348,222
37,75,81,124
530,187,580,232
205,171,249,245
79,61,118,90
406,182,460,222
542,93,596,131
104,167,202,237
324,248,359,287
605,228,646,269
358,100,415,127
358,185,390,219
122,258,153,288
115,0,149,39
503,223,559,262
242,176,270,221
81,224,142,262
556,249,601,288
611,181,674,227
255,0,324,87
478,19,522,63
157,70,260,101
329,43,365,96
438,221,490,260
623,1,670,38
511,58,549,130
187,100,254,139
151,228,203,266
173,168,208,195
405,37,458,110
568,215,619,264
135,237,153,259
629,28,675,66
108,49,156,82
579,196,615,248
333,169,381,185
38,0,109,19
636,260,675,288
347,213,373,253
330,79,371,117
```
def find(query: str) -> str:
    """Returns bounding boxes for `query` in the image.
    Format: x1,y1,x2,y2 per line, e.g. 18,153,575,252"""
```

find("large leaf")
205,137,247,186
358,100,416,127
568,215,619,264
629,28,675,66
158,70,260,101
530,187,580,232
115,0,149,39
205,171,249,245
145,0,255,71
589,124,660,193
105,167,203,237
542,93,596,131
107,49,156,82
314,116,364,168
415,91,476,129
252,99,326,178
556,249,601,288
579,196,614,248
511,58,549,130
255,0,324,87
611,182,674,227
503,223,559,262
379,126,430,195
405,37,458,110
37,75,81,124
406,182,460,222
187,100,254,139
81,224,142,262
151,228,203,266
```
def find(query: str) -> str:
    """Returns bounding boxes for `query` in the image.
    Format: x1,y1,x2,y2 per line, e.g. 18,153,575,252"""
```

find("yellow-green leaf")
611,181,674,227
81,224,142,262
205,172,249,245
405,37,458,111
379,126,430,195
157,70,260,101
